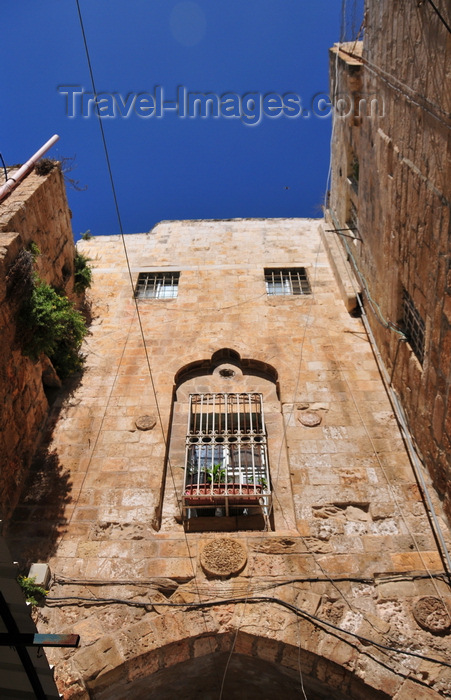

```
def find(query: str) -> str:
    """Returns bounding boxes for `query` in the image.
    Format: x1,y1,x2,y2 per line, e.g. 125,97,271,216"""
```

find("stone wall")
327,0,451,518
0,166,76,521
7,220,451,698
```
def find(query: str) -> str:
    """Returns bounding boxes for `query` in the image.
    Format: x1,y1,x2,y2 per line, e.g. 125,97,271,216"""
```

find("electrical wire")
328,210,406,335
51,571,451,588
293,10,367,635
70,4,451,695
326,0,451,598
60,307,137,533
325,212,451,591
44,593,451,670
74,3,222,692
326,209,451,581
0,153,8,183
313,0,451,666
425,0,451,33
296,613,309,700
337,44,451,128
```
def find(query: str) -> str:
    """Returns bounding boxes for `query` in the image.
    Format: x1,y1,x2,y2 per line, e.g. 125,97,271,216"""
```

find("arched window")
167,350,279,532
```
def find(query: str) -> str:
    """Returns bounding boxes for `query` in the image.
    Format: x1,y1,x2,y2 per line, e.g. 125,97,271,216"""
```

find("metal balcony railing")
182,393,271,520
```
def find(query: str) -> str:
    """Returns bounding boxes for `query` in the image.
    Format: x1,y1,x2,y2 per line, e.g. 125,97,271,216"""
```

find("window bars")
135,272,180,299
346,200,359,232
402,289,425,364
183,393,271,520
264,268,311,296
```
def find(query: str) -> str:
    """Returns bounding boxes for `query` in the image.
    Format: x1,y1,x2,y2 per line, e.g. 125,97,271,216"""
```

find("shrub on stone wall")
5,249,35,303
73,250,92,294
17,575,48,606
19,276,88,379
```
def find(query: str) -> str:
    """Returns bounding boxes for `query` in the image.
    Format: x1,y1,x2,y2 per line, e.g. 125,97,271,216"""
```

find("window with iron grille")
183,393,271,521
402,289,425,364
135,272,180,299
347,154,359,193
346,200,359,234
264,268,311,296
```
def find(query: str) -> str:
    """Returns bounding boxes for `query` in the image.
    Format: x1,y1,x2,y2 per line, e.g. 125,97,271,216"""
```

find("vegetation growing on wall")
7,244,91,379
27,241,41,260
17,575,48,606
5,249,35,302
34,156,88,192
19,277,88,378
74,250,92,294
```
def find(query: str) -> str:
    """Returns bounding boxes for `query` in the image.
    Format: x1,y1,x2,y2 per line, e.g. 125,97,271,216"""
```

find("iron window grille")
347,154,359,193
402,289,425,364
183,393,271,520
264,268,311,296
135,272,180,299
346,200,359,233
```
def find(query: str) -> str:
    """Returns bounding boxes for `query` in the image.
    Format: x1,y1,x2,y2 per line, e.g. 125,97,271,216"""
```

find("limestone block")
395,679,446,700
74,635,123,682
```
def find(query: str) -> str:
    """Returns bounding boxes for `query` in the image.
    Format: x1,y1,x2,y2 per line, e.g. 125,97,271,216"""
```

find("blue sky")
2,1,347,240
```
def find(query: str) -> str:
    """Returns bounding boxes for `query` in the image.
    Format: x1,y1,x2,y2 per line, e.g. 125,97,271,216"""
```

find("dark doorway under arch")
94,652,391,700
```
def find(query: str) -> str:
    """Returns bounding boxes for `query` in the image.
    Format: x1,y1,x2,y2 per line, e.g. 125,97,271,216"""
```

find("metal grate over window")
264,268,311,296
402,289,425,364
346,200,359,233
183,393,271,521
135,272,180,299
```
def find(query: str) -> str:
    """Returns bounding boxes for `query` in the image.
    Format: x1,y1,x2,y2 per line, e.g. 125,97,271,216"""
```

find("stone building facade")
0,166,76,522
7,219,451,698
326,0,451,518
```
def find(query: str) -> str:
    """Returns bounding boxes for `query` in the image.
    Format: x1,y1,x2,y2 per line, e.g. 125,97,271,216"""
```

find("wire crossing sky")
2,1,353,240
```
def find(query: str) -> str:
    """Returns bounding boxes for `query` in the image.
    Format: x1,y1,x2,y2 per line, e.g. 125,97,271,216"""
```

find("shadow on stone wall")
5,447,72,571
4,377,82,571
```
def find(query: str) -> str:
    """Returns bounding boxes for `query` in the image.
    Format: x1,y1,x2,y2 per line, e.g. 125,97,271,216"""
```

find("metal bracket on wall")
324,228,363,242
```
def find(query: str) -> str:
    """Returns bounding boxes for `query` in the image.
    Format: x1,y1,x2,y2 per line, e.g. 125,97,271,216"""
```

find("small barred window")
264,268,311,296
402,289,425,364
135,272,180,299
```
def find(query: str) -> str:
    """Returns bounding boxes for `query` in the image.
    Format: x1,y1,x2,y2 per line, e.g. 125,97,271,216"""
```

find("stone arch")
79,607,397,700
174,348,279,393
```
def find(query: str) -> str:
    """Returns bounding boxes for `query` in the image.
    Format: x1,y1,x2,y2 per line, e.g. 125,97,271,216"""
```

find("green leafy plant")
207,463,226,484
81,229,92,240
27,241,41,260
20,277,88,378
17,575,48,606
73,250,92,294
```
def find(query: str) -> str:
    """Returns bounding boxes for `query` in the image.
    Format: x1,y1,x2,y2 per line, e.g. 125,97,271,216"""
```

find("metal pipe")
0,134,60,202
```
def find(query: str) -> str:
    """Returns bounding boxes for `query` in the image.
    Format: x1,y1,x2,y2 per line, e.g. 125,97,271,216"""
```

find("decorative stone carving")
219,368,235,378
135,414,157,431
412,597,451,634
298,411,322,427
200,538,247,578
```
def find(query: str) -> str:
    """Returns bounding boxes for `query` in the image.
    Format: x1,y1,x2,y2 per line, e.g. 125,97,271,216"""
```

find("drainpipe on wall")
0,134,60,203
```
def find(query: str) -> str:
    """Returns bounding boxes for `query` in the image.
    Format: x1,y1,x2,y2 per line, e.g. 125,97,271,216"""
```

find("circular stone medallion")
298,411,322,427
200,538,247,578
135,414,157,431
412,597,451,634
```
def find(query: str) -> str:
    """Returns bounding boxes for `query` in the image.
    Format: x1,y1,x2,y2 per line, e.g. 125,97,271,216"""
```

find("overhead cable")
45,593,451,670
